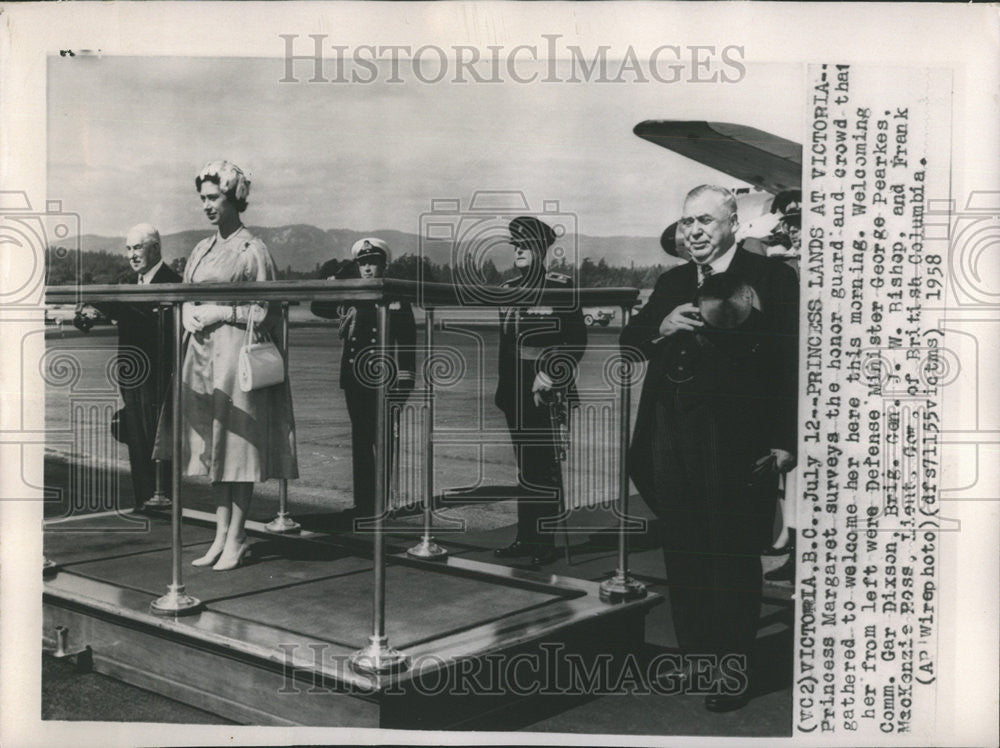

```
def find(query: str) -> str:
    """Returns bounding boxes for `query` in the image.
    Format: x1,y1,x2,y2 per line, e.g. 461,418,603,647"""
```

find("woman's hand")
187,304,231,332
181,303,200,334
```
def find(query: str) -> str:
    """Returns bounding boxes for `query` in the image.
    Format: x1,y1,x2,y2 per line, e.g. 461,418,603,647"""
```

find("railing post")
150,301,201,616
351,302,409,674
266,302,300,533
408,308,447,560
145,304,171,509
599,305,647,604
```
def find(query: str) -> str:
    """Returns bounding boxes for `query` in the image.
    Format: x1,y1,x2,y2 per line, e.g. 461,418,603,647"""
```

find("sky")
48,55,802,239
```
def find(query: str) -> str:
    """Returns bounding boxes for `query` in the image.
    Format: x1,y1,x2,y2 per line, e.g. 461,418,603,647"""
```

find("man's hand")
73,304,100,332
772,449,796,473
658,303,704,337
753,448,796,476
532,371,555,407
186,304,231,332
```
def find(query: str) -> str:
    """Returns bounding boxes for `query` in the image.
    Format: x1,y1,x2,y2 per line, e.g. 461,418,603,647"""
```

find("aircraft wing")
633,120,802,194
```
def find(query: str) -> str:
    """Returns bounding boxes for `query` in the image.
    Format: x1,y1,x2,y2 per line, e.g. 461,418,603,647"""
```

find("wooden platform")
43,511,662,728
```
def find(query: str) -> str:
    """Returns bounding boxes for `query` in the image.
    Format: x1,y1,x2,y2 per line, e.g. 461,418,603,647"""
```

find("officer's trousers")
344,383,378,517
502,398,562,549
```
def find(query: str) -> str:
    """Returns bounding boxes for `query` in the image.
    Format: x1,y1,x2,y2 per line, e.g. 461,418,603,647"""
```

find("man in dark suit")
621,186,798,712
311,238,416,521
75,223,180,509
493,216,587,567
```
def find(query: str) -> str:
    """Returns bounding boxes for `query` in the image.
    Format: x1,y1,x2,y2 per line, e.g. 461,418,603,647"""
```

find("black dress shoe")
761,540,794,556
530,546,560,567
705,691,751,712
764,556,795,582
494,540,533,559
762,528,796,556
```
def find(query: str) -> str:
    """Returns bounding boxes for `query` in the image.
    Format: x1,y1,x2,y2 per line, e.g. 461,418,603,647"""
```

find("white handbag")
237,310,284,392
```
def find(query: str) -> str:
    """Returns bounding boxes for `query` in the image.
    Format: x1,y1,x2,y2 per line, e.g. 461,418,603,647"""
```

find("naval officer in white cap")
312,238,416,522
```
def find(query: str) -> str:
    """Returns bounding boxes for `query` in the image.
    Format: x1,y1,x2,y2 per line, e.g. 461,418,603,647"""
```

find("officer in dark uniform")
494,216,587,567
311,238,416,519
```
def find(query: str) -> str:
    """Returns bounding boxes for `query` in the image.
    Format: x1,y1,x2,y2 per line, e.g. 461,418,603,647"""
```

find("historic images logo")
0,191,80,308
279,35,746,85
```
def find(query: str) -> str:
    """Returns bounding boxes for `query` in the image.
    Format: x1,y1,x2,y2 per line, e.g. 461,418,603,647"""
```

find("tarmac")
42,457,794,736
41,324,793,735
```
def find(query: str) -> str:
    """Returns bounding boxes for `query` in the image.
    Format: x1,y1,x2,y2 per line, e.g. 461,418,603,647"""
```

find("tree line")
46,247,671,289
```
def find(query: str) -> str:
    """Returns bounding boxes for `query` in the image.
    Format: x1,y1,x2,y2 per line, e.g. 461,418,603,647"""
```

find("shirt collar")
693,241,738,275
138,259,164,285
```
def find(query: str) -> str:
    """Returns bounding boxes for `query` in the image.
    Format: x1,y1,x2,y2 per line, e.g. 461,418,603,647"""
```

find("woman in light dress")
158,160,298,570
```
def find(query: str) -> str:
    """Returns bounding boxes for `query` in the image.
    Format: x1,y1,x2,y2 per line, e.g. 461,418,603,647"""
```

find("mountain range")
78,225,670,271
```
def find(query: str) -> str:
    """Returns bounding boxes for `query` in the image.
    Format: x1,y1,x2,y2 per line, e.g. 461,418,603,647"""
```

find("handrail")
44,274,646,648
44,279,640,308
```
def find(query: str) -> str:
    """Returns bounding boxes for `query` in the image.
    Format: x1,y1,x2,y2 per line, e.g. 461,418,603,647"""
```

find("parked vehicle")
583,309,615,327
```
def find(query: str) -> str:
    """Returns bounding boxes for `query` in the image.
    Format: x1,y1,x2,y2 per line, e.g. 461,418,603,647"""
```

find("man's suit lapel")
683,261,698,288
727,247,765,302
673,260,698,302
149,262,177,283
726,247,752,281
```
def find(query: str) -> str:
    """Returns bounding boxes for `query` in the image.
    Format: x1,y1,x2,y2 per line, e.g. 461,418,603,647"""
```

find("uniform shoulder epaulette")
545,271,571,285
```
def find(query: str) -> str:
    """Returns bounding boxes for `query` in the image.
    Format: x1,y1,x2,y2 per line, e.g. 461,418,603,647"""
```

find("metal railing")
44,279,646,673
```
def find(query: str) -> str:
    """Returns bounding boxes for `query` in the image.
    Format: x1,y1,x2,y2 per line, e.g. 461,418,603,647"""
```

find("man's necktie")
698,263,713,288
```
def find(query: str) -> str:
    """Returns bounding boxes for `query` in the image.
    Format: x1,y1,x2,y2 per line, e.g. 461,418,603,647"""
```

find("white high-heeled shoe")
191,539,226,567
212,540,251,571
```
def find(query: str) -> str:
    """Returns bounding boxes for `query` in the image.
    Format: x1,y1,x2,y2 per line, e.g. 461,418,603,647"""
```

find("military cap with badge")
353,237,391,266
